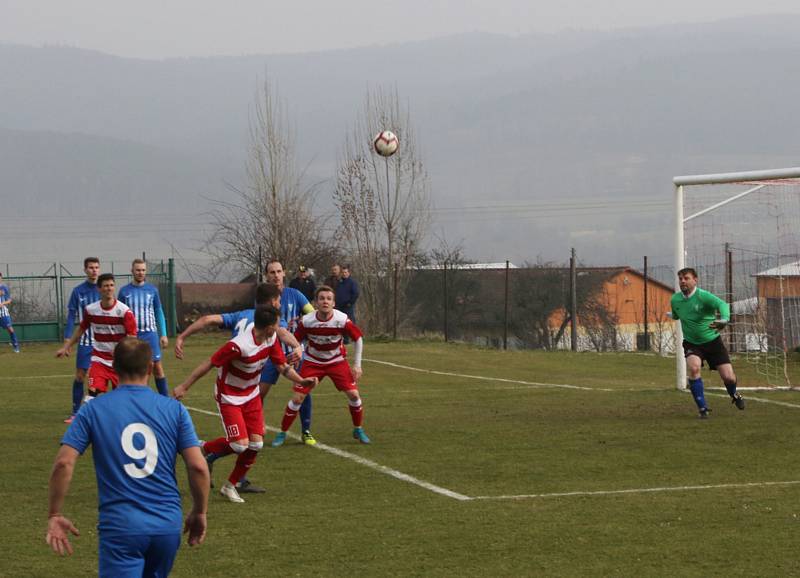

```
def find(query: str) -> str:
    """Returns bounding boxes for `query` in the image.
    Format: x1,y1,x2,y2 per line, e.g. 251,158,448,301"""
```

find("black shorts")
682,336,731,370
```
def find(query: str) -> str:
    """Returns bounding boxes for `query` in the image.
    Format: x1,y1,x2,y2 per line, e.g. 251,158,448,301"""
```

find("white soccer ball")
374,130,399,157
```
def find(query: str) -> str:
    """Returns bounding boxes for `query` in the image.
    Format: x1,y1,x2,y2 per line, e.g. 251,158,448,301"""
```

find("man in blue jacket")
335,265,360,344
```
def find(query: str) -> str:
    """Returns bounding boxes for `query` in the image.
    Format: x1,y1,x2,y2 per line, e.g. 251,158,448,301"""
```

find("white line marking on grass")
363,358,612,391
472,480,800,500
0,374,74,380
706,391,800,410
185,405,472,501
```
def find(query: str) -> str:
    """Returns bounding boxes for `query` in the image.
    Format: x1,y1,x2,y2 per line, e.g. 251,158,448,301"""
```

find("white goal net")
674,167,800,389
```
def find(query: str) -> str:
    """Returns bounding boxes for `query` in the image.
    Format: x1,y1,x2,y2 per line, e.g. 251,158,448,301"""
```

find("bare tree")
205,78,337,277
333,87,430,333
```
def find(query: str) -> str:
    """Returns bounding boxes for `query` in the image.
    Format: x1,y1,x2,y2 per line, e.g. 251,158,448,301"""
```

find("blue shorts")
138,331,163,362
0,315,12,329
260,360,279,385
99,533,180,578
76,344,93,371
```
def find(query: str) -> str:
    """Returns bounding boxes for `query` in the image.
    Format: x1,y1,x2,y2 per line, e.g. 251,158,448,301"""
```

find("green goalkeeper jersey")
670,288,730,345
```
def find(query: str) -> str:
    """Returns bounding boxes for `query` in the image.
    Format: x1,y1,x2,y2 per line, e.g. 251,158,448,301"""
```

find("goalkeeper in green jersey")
671,267,745,418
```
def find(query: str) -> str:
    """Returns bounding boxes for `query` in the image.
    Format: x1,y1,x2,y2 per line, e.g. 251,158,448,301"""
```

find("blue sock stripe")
71,380,83,414
688,378,707,410
300,395,313,431
155,377,169,397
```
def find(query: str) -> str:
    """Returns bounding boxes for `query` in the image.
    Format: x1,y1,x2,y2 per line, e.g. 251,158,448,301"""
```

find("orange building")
548,267,676,352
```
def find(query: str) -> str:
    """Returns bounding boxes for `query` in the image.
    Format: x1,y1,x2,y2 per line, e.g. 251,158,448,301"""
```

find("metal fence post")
443,260,449,342
570,248,578,351
167,258,177,336
503,260,509,350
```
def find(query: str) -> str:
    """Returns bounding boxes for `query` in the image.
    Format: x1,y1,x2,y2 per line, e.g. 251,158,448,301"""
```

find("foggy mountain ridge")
1,14,800,267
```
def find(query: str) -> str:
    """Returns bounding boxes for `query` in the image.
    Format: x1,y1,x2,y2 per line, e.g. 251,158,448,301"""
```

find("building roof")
755,261,800,277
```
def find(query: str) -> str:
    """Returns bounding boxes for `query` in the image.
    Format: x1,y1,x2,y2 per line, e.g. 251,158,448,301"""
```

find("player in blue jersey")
0,272,20,353
264,260,317,446
46,337,209,577
175,283,304,493
63,257,101,424
119,259,170,396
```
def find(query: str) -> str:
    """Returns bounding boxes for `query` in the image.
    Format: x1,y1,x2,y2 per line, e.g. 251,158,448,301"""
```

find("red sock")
281,404,299,432
204,437,233,456
349,403,364,427
228,449,258,486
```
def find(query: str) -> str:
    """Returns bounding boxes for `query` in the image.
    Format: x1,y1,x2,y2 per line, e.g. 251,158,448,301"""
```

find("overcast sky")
2,0,800,59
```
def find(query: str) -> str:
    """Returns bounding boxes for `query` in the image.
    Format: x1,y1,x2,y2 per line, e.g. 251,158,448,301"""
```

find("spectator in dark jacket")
289,266,316,302
325,264,341,292
335,265,360,323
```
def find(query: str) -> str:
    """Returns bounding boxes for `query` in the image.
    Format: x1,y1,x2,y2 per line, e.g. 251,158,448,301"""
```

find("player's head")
341,264,351,278
265,260,285,287
131,258,147,283
331,264,341,278
677,268,698,294
253,304,280,337
97,273,116,298
113,336,153,383
315,285,335,313
255,283,281,308
84,257,100,282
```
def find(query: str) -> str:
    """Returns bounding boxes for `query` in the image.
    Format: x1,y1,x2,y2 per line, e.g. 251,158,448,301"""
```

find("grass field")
4,337,800,577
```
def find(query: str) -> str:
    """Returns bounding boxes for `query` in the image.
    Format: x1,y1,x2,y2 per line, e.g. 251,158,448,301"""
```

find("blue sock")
72,380,84,414
155,377,169,396
724,380,737,398
688,378,707,410
206,453,220,465
9,331,18,348
300,395,313,432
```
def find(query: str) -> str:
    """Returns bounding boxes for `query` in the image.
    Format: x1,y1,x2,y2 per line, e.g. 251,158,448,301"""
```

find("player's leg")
685,352,709,417
141,533,181,578
1,317,19,352
87,362,115,399
65,345,92,423
213,403,250,503
227,399,265,492
330,361,370,443
273,390,309,447
717,363,744,409
141,332,168,396
98,533,147,578
299,394,315,444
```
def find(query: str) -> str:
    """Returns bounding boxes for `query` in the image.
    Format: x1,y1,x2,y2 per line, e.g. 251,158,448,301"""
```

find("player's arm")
172,359,214,400
0,288,11,308
174,314,224,359
277,327,303,364
345,320,364,381
56,314,88,357
123,310,137,337
153,291,169,347
269,342,316,388
180,446,209,546
707,292,731,330
63,291,79,342
46,445,81,556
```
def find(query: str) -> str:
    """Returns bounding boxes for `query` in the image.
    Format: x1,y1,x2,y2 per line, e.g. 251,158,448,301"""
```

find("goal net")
674,167,800,390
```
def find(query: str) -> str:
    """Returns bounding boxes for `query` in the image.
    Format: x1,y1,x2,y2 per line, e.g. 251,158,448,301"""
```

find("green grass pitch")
3,337,800,577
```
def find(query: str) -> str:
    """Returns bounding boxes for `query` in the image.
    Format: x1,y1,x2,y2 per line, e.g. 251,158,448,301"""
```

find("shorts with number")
138,331,162,362
683,336,731,371
217,396,264,441
0,315,12,329
294,360,357,394
88,362,119,393
76,344,93,370
99,532,180,578
260,359,279,385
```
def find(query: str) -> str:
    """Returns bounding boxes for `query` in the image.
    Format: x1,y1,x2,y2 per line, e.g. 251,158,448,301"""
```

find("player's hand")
287,345,303,365
172,384,187,400
55,346,70,358
353,367,363,382
174,337,185,359
46,515,79,556
183,511,207,546
160,336,169,348
300,376,318,389
709,320,728,330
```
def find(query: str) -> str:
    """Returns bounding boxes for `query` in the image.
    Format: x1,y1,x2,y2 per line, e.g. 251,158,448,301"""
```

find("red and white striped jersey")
295,310,362,366
80,299,138,367
211,328,286,406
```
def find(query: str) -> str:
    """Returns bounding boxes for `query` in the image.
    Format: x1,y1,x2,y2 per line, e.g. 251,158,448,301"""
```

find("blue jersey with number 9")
61,385,200,536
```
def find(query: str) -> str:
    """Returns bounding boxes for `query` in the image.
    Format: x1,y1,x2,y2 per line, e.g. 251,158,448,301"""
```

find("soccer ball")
373,131,399,157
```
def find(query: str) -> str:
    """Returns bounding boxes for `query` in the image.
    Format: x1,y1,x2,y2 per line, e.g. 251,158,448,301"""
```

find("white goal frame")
673,166,800,390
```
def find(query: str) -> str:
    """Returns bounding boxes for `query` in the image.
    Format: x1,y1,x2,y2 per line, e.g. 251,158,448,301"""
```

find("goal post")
673,167,800,390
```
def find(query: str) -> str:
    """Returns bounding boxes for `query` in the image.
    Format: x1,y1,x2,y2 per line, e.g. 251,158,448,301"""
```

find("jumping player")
57,274,137,398
173,305,316,503
119,259,170,396
671,267,745,418
0,272,20,352
273,285,370,446
62,257,101,423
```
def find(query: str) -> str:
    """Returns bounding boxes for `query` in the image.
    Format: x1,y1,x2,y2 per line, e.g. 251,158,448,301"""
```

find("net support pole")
675,185,686,390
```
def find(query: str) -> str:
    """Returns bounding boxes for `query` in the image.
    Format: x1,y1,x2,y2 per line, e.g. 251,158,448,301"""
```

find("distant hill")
2,15,800,266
